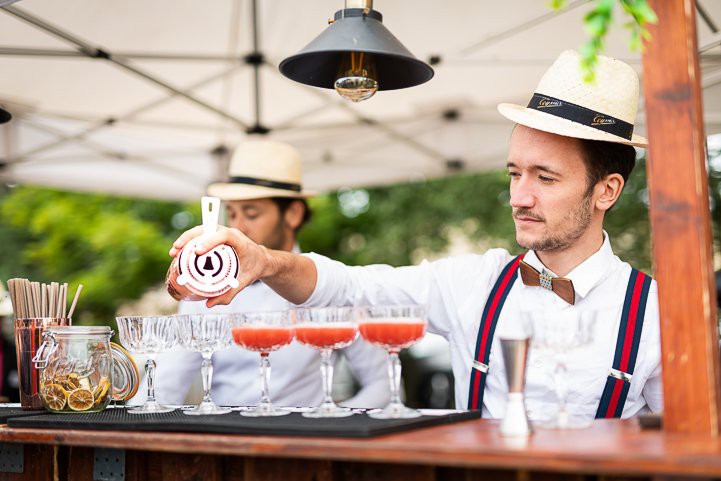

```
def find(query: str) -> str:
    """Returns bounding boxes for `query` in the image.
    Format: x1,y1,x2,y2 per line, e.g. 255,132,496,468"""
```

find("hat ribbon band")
228,176,302,192
527,93,633,141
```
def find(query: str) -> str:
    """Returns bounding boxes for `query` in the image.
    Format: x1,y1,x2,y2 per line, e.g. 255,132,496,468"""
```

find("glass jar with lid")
33,326,115,413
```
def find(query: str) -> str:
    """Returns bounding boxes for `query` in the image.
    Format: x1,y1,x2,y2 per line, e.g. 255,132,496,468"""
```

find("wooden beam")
642,0,721,435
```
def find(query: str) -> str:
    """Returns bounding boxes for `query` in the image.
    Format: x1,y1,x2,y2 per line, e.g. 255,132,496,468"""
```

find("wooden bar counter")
0,417,720,480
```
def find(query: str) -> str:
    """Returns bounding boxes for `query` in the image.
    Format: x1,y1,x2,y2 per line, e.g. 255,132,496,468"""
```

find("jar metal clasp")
32,331,58,369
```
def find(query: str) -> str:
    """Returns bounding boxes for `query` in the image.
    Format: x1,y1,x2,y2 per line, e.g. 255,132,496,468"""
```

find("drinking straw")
67,284,83,322
62,283,68,318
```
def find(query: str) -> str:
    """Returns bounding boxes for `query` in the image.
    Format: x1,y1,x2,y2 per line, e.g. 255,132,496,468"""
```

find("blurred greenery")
1,149,719,325
552,0,658,82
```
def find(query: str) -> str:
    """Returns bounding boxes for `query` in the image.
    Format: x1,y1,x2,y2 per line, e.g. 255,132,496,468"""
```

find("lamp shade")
279,8,434,91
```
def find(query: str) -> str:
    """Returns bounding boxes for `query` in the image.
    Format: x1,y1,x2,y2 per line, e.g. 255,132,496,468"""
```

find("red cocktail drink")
357,306,428,419
232,326,294,352
294,323,357,350
293,307,359,418
231,311,294,417
358,317,426,351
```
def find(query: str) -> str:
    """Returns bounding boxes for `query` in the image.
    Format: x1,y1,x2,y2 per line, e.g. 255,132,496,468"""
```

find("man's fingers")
170,226,204,256
194,228,235,256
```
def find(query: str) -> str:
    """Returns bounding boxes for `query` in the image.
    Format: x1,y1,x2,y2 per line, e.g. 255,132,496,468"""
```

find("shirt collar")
522,231,617,300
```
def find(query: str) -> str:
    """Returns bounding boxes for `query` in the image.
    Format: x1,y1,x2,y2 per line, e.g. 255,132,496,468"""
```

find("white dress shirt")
132,277,390,408
302,234,662,420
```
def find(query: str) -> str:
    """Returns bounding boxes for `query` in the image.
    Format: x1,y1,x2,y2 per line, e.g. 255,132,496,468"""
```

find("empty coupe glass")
116,315,178,414
177,313,233,415
523,309,597,429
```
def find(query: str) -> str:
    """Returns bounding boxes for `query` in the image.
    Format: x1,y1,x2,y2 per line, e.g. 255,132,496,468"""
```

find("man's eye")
508,171,520,178
539,176,555,183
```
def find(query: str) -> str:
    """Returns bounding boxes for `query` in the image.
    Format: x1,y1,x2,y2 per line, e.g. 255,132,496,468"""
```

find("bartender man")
170,51,662,421
144,141,389,408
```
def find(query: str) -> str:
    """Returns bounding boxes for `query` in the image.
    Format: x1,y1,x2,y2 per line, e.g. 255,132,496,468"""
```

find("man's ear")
595,173,625,212
283,200,305,231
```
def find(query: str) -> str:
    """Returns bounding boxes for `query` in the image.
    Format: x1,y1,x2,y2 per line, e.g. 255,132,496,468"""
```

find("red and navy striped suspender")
467,255,524,411
468,260,652,417
595,268,652,418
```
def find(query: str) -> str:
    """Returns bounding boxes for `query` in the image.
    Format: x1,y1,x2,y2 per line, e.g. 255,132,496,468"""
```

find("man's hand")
169,225,272,307
169,225,316,307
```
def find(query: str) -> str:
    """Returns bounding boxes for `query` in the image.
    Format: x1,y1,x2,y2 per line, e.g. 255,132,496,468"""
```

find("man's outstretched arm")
169,225,317,307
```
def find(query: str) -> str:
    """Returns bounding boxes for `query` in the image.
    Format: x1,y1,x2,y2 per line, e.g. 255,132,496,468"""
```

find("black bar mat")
7,408,481,438
0,406,49,424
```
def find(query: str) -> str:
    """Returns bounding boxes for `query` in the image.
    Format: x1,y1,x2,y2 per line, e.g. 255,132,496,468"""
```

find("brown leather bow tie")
519,260,575,305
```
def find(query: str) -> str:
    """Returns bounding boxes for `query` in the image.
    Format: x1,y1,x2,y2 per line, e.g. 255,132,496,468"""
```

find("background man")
172,51,661,421
144,141,389,408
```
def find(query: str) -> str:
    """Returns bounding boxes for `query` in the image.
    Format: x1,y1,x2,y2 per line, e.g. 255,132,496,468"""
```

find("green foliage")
0,186,197,325
552,0,658,82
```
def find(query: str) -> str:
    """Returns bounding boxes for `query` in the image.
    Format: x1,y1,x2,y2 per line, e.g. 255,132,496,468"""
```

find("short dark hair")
270,197,313,232
578,139,637,195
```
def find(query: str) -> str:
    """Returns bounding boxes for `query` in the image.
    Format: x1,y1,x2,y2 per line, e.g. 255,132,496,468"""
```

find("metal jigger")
500,337,532,437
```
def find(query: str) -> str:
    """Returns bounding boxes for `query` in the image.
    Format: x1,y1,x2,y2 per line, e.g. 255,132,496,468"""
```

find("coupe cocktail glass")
524,309,597,429
357,305,427,419
231,310,294,417
115,315,178,414
177,313,232,415
294,306,359,418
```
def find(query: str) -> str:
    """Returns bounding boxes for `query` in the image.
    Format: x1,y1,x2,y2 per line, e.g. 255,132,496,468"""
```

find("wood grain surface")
642,0,721,435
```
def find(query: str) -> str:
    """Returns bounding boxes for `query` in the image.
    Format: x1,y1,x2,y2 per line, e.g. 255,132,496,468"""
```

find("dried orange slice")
67,388,94,411
66,373,80,390
93,378,111,407
42,384,68,411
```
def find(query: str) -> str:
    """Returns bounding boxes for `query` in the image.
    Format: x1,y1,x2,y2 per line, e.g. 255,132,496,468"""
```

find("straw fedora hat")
498,50,647,147
207,140,316,201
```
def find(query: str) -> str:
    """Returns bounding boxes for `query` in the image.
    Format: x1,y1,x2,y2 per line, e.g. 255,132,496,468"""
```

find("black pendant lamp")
279,0,434,102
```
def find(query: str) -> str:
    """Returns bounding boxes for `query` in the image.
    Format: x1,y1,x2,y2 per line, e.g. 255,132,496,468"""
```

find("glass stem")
259,353,272,407
320,349,334,406
145,356,157,403
200,353,213,404
388,350,403,406
554,353,568,417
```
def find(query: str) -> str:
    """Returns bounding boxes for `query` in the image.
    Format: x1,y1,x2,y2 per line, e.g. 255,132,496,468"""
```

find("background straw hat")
207,140,316,201
498,50,647,147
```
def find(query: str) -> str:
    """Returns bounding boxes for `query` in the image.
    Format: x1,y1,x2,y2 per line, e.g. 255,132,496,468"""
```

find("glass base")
240,403,290,417
127,401,175,414
535,411,592,429
302,402,354,418
183,401,232,416
368,402,422,419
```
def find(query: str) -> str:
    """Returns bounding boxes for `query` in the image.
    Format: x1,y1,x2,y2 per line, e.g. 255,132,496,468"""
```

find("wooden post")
642,0,721,435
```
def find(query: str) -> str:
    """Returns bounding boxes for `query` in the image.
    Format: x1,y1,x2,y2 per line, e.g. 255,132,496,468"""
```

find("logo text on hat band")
229,176,302,192
527,93,633,141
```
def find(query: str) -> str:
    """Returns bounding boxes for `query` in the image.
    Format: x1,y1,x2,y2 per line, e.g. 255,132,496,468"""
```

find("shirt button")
527,410,534,419
533,359,543,368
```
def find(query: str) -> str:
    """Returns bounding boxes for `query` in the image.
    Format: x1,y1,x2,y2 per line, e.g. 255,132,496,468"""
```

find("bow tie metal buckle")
539,270,553,290
519,260,576,305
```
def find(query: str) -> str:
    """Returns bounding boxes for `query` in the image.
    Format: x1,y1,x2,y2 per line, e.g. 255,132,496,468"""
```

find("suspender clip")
472,360,489,373
609,368,632,383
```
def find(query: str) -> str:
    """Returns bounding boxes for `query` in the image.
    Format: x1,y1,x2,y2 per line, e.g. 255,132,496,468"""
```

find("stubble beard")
515,193,593,252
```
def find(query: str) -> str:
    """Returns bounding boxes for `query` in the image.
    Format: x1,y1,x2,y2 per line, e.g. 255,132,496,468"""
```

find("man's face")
224,198,291,251
507,126,595,252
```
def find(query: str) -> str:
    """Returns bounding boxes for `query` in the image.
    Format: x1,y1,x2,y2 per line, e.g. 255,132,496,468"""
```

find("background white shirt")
302,234,662,420
132,280,390,408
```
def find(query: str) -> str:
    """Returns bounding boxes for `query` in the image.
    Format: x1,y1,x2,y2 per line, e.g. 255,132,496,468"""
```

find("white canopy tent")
0,0,720,201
